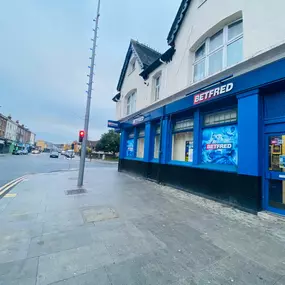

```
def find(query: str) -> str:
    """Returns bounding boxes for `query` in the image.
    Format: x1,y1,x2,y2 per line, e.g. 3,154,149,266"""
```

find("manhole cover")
81,207,118,223
65,188,87,195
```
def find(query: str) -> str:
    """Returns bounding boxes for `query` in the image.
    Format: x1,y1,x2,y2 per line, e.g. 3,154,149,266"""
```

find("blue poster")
126,139,134,157
201,125,238,165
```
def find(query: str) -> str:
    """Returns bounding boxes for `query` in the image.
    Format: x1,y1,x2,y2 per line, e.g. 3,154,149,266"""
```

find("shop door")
265,133,285,214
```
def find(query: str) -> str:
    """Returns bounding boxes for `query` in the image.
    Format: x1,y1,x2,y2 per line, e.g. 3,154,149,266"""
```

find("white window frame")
126,91,136,115
152,72,162,102
154,75,161,101
193,19,243,82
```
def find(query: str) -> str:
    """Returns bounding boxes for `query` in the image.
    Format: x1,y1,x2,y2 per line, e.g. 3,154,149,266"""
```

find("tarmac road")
0,152,117,188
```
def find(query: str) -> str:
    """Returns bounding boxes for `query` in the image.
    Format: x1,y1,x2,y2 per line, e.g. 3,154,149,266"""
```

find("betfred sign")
206,143,233,150
107,120,120,129
133,116,144,125
193,83,234,105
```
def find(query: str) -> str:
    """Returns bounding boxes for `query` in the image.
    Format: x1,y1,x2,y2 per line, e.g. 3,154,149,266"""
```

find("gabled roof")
117,39,161,91
167,0,191,46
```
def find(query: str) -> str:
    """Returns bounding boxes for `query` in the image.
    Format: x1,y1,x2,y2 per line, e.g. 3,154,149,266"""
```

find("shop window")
204,109,237,127
193,19,243,82
201,110,238,166
136,128,145,158
172,119,194,162
126,131,135,157
153,125,161,159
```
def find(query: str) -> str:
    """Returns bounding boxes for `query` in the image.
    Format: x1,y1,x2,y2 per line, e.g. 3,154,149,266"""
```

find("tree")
95,130,120,155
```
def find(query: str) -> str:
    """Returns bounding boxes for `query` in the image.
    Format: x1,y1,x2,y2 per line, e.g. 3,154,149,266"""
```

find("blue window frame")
171,118,194,162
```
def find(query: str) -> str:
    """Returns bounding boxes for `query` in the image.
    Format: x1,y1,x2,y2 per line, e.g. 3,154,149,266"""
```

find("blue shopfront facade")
116,58,285,214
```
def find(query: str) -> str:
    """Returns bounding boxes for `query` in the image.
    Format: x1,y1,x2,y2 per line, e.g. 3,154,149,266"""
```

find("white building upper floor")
113,0,285,121
5,119,18,141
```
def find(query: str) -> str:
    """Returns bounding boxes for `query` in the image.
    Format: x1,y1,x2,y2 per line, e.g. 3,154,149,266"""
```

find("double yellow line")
0,176,26,198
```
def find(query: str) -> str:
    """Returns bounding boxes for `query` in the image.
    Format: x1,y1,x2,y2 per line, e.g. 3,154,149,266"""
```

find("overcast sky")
0,0,181,143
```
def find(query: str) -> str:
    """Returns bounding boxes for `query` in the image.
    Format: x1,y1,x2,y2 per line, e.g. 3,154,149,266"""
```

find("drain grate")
65,188,87,195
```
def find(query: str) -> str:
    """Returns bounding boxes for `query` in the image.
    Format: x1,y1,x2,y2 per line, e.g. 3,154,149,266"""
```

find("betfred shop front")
117,58,285,214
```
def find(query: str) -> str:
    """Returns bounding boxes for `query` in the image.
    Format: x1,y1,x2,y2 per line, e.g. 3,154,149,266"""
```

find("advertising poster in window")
201,125,238,165
185,141,193,162
126,139,134,157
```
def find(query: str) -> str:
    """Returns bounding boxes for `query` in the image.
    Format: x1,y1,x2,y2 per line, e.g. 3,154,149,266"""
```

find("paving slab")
45,267,111,285
28,226,94,258
36,243,113,285
0,257,38,285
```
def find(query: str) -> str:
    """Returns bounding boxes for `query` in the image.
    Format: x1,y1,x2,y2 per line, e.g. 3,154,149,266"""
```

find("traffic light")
79,130,85,143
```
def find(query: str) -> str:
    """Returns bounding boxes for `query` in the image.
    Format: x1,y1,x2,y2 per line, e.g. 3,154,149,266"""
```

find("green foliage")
95,130,120,154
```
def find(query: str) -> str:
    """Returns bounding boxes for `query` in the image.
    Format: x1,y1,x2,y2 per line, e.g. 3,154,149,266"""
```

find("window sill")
168,160,237,173
168,160,193,167
124,157,144,161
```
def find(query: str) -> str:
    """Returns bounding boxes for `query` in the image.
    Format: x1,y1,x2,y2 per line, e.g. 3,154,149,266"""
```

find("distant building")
36,140,47,151
5,117,17,142
29,132,36,145
0,114,7,139
87,140,99,151
0,114,8,153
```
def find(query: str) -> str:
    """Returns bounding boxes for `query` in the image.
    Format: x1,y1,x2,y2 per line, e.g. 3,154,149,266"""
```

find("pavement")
0,153,117,188
1,166,285,285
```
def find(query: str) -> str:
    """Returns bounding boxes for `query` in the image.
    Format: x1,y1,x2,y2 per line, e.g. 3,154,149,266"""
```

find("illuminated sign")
133,116,144,125
107,120,120,128
193,83,234,105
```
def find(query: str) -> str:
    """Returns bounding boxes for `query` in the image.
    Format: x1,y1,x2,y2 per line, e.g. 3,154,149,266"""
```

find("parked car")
50,151,59,158
61,150,66,155
12,149,23,155
22,149,28,155
32,149,40,154
65,150,75,158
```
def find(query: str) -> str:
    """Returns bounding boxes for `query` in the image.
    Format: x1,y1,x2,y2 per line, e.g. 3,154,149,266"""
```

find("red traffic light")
79,130,85,143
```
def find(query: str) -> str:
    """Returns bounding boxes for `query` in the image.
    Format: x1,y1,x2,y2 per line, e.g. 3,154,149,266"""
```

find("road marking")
4,193,17,198
0,176,26,197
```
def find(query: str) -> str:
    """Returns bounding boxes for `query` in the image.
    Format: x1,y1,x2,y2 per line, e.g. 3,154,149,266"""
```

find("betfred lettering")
193,83,234,105
206,143,233,150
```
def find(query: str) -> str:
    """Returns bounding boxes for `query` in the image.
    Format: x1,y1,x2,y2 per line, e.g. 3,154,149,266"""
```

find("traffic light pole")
78,0,101,187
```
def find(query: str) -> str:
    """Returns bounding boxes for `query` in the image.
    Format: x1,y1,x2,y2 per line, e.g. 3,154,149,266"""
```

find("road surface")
0,153,117,187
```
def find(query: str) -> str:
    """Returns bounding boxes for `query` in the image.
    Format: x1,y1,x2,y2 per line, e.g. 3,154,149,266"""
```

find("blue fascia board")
122,107,164,126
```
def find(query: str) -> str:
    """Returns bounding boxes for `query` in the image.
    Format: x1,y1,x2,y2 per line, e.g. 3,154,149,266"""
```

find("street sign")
107,120,120,129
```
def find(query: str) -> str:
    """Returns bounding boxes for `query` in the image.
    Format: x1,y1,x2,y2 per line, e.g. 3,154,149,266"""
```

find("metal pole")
78,0,101,187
